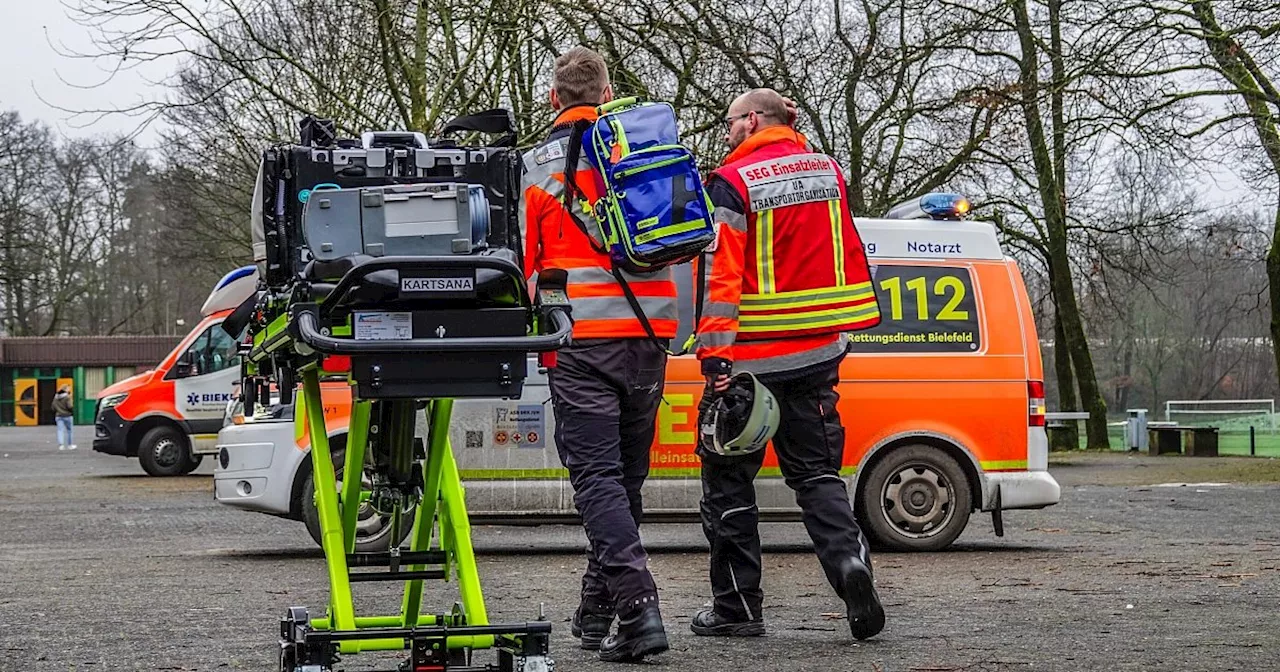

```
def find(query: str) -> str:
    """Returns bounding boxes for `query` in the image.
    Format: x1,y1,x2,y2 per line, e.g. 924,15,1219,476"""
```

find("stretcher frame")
245,257,572,672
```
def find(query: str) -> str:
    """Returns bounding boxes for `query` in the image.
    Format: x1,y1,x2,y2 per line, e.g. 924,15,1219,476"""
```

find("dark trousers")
699,359,872,620
549,338,667,615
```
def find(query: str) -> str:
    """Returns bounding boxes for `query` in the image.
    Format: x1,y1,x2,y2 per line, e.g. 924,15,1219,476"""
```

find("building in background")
0,336,180,425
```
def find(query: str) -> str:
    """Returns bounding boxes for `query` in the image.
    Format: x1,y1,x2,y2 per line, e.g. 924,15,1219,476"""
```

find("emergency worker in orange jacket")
518,46,673,663
692,88,886,641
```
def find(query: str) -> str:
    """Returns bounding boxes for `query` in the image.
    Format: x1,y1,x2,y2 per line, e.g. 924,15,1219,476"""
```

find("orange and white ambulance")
93,267,258,476
215,194,1060,551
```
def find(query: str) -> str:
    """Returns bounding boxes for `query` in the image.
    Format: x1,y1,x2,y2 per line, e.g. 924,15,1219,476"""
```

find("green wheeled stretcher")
235,113,573,672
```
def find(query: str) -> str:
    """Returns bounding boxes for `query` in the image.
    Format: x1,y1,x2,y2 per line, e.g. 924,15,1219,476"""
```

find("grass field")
1059,412,1280,457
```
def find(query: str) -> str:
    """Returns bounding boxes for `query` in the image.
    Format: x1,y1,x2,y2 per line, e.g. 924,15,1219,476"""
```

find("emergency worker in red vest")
518,46,673,662
692,88,886,641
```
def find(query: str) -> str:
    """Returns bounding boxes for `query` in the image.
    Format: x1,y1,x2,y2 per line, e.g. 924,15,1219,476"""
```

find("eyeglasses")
723,110,768,129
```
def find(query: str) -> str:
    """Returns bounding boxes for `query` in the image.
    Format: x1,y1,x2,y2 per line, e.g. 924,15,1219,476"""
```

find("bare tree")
929,0,1208,447
1182,2,1280,392
1,119,45,335
69,0,555,139
553,0,1009,213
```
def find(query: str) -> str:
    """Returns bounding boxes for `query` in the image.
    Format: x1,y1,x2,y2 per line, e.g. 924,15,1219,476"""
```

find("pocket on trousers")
630,365,664,394
628,340,668,393
816,389,845,467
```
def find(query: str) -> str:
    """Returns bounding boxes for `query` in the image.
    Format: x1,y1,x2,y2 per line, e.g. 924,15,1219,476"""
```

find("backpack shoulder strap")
561,121,608,255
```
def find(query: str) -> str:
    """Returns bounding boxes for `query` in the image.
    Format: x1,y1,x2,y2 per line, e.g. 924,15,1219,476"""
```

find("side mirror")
175,351,196,377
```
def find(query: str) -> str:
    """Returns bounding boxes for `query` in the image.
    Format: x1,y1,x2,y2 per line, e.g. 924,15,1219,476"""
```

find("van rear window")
848,264,981,353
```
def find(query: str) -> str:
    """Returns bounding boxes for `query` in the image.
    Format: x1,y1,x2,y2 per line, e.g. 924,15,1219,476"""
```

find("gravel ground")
2,428,1278,672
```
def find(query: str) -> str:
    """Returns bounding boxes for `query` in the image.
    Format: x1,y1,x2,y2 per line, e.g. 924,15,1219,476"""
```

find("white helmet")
698,372,781,457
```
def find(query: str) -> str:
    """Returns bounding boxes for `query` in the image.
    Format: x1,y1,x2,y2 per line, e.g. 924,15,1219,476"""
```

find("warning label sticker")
354,312,412,340
493,405,545,448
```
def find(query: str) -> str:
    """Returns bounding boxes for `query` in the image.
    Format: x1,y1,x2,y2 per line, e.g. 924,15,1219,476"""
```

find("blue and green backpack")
562,97,716,347
563,97,716,273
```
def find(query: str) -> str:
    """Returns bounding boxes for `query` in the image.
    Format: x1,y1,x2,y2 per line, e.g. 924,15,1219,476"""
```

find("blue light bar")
920,193,971,219
884,192,972,220
214,265,257,291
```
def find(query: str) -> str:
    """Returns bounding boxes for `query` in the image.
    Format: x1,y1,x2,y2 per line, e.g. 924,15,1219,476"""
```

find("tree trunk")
1052,299,1079,450
1266,200,1280,401
1052,241,1111,448
1012,0,1110,449
1118,335,1133,411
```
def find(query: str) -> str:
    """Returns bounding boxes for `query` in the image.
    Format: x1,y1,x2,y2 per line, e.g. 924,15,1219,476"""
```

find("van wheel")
138,426,192,477
179,453,203,475
301,449,416,553
858,444,971,552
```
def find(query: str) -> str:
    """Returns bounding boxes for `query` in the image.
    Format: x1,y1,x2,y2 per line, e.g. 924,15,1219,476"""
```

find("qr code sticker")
465,431,484,449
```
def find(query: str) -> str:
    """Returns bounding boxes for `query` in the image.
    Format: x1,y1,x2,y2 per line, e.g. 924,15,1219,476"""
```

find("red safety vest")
709,129,880,341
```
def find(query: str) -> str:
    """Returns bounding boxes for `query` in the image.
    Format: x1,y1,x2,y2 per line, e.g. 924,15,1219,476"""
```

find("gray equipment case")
302,182,488,260
252,127,513,276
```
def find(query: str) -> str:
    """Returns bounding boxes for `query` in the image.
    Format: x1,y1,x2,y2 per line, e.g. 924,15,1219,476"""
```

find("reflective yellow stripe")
738,301,880,333
741,283,874,310
980,460,1028,471
829,200,845,286
740,301,879,324
756,209,775,294
635,218,708,245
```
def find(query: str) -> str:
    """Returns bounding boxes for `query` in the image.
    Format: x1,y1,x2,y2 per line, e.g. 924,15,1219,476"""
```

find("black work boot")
690,608,765,637
570,601,615,651
840,558,885,640
598,604,668,663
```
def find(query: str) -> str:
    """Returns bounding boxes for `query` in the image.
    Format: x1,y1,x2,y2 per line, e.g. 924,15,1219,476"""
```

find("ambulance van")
93,267,258,476
214,194,1060,552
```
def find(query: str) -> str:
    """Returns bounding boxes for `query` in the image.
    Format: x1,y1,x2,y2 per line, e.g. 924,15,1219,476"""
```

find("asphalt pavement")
1,427,1278,672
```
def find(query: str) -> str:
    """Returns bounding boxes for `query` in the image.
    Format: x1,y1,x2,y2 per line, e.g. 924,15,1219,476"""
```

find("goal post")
1164,399,1277,433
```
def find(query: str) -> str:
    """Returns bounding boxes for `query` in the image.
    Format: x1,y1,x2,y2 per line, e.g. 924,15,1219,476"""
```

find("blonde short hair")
553,47,610,108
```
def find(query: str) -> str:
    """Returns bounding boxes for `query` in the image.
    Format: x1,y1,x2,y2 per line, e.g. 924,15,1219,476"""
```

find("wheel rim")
880,462,955,539
153,437,182,468
333,468,407,542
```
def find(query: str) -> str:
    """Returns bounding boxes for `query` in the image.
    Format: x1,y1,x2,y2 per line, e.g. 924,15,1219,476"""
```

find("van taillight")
1028,380,1046,427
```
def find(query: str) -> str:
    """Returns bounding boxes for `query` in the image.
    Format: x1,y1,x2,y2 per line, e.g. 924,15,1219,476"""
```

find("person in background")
53,385,76,451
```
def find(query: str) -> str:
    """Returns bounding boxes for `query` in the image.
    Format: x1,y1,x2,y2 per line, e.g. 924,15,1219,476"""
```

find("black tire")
138,426,193,477
178,453,203,475
301,447,416,553
858,444,972,552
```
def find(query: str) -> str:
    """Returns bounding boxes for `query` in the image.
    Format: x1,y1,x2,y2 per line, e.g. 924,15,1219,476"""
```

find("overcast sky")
0,1,168,145
0,0,1269,213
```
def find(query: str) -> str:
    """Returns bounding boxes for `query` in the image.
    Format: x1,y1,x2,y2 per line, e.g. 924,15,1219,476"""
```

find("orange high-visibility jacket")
519,106,679,340
696,126,880,375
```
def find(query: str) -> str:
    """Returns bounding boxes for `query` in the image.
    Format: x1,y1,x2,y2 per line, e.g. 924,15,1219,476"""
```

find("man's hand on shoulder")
782,97,799,127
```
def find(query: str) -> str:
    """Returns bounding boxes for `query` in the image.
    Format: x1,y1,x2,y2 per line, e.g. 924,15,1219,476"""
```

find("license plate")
353,312,413,341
